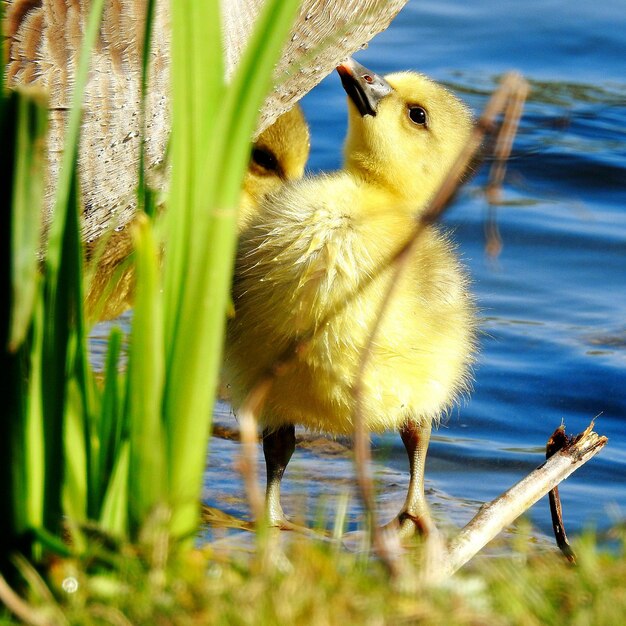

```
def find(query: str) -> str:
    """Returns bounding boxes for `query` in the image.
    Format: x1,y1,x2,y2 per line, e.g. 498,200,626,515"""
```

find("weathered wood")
4,0,407,245
434,422,607,581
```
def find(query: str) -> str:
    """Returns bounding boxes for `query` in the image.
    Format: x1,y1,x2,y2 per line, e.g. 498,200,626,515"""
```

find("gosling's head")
337,59,472,209
240,105,310,230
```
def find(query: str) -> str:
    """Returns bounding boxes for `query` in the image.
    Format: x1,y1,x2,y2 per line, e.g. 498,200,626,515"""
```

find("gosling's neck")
344,150,436,213
342,120,437,212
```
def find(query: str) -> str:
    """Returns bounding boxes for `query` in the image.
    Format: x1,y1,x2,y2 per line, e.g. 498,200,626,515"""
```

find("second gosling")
225,60,476,538
85,105,310,321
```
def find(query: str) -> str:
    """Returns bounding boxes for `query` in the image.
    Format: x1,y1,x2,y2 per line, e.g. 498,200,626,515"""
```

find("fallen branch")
427,421,607,582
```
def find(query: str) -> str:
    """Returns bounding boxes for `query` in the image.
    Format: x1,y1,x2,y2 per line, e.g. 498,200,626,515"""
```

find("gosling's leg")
262,425,295,528
395,420,435,540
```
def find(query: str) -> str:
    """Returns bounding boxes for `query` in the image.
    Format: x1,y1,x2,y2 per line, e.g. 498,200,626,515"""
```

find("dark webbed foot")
262,425,332,537
263,424,297,528
384,421,436,541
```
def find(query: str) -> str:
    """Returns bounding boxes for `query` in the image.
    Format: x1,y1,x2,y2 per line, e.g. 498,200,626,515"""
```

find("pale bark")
428,422,607,582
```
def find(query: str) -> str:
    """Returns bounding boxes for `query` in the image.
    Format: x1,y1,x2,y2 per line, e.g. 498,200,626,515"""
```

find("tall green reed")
1,88,50,565
164,0,301,539
1,0,300,568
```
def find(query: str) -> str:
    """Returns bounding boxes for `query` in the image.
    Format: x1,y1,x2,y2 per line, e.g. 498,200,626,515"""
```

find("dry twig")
484,74,529,256
236,376,274,526
546,425,579,564
351,71,530,576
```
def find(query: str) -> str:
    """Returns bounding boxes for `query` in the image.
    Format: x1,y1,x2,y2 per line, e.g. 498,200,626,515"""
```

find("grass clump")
1,0,299,567
1,527,624,625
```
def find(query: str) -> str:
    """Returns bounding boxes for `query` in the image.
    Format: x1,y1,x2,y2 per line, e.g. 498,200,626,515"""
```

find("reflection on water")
91,0,626,544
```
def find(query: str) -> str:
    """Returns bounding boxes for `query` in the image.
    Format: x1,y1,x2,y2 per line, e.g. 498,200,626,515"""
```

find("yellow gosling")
225,59,476,537
240,104,311,231
85,105,310,321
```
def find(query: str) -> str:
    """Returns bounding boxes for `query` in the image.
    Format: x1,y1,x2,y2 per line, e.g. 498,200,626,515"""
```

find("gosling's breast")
226,175,475,433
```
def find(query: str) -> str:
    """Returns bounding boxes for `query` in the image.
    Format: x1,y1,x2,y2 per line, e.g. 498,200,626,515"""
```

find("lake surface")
91,0,626,546
298,0,626,540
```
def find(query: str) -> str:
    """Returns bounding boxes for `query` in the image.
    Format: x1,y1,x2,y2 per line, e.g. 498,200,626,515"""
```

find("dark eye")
408,106,428,127
251,147,279,172
362,74,374,84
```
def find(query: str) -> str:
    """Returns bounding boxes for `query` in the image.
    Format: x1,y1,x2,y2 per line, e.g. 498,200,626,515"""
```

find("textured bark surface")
4,0,407,244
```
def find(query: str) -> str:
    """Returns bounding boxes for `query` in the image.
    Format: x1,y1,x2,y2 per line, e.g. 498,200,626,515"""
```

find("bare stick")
484,74,529,257
236,376,274,525
432,422,607,581
234,341,307,526
351,233,422,577
485,75,529,205
484,204,503,258
0,574,61,626
546,425,577,563
422,72,529,224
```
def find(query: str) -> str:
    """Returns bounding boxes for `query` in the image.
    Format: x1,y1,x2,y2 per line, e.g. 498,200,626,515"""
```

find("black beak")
336,58,393,117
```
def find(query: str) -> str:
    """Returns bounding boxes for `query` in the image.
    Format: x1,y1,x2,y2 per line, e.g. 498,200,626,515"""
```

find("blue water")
295,0,626,538
91,0,626,544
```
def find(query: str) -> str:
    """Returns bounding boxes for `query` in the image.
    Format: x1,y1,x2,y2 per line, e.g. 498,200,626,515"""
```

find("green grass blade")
40,163,83,538
161,0,225,536
137,0,157,217
0,88,47,562
62,378,88,552
0,80,14,565
96,328,125,507
99,441,130,538
9,90,48,350
163,0,223,356
126,216,166,533
23,299,45,543
35,0,104,546
60,165,99,521
163,0,300,538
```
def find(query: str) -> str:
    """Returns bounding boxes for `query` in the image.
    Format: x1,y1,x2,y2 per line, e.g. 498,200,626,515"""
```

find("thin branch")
546,425,578,563
485,74,529,205
350,72,530,575
484,204,503,258
351,232,423,577
484,73,529,257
